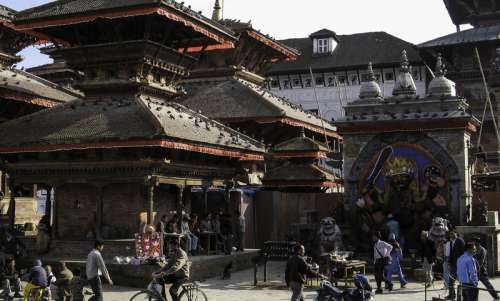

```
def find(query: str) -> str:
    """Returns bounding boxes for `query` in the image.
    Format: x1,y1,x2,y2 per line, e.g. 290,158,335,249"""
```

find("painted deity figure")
319,217,343,254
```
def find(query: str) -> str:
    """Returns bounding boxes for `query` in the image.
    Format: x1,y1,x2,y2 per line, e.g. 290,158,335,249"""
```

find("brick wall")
56,184,179,240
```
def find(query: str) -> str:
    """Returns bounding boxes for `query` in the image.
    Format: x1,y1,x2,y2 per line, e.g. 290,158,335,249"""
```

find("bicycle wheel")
178,286,208,301
129,290,164,301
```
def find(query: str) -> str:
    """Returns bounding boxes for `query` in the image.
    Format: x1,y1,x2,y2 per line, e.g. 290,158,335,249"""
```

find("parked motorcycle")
314,274,374,301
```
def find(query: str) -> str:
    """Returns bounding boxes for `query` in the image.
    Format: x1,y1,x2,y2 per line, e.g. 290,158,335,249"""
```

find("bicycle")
129,277,208,301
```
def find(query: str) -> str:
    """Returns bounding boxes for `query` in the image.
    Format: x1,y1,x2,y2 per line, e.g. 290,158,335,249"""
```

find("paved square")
99,262,500,301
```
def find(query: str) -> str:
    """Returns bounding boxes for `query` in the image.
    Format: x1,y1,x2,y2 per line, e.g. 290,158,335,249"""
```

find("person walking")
372,231,392,294
285,244,323,301
421,231,436,288
457,242,479,301
385,239,407,289
234,210,246,252
55,261,74,301
447,230,466,300
473,237,500,301
86,240,113,301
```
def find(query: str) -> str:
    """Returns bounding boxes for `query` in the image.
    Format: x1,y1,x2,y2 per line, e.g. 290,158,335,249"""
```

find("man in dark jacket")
473,237,499,300
421,231,436,287
55,261,74,301
220,214,233,255
285,244,323,301
447,230,465,300
23,259,48,301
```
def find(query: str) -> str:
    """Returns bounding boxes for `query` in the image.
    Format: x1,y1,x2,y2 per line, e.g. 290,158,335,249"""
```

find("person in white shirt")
372,231,393,294
86,240,113,301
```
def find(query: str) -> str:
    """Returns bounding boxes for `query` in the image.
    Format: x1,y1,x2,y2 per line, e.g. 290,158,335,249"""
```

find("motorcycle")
314,274,374,301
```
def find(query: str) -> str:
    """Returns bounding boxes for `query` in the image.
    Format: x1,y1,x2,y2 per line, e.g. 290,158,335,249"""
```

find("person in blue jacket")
385,238,407,290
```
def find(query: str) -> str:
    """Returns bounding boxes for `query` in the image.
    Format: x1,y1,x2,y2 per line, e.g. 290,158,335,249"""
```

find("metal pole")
309,66,330,146
475,47,500,167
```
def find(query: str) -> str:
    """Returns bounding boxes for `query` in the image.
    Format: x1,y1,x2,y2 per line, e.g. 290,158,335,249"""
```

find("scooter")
314,274,374,301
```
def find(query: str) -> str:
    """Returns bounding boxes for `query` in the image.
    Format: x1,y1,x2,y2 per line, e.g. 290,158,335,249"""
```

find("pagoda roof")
443,0,500,26
14,0,236,47
179,77,339,138
0,95,265,160
219,19,299,59
272,134,329,154
0,67,81,107
0,5,16,22
268,31,422,74
263,163,338,187
419,24,500,48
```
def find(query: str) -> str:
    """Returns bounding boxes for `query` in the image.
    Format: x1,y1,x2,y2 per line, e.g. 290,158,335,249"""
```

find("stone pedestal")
456,225,500,276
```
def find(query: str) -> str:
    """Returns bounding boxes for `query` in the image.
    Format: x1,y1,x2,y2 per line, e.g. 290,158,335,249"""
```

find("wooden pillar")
96,185,104,240
177,185,184,226
147,184,155,225
7,180,15,230
202,186,209,214
51,185,58,239
225,184,231,214
44,186,52,226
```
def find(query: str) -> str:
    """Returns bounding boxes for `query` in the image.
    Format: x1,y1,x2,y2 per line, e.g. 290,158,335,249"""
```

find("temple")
0,0,266,250
336,51,479,251
0,5,81,226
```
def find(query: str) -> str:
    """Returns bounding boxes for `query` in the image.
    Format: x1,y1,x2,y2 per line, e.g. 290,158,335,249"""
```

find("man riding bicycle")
152,239,190,301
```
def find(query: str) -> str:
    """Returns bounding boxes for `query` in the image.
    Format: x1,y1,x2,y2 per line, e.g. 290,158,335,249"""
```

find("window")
293,78,301,87
385,72,394,81
283,80,291,89
270,80,279,88
315,76,324,86
350,75,359,85
413,70,420,80
317,39,329,53
305,79,312,87
327,77,335,86
337,76,346,84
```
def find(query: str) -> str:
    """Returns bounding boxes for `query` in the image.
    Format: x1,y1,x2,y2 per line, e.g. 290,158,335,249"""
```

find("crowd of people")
154,210,246,256
372,225,499,301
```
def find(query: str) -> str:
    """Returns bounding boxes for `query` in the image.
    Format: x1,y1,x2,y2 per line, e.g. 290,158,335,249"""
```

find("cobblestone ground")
9,262,500,300
97,262,500,301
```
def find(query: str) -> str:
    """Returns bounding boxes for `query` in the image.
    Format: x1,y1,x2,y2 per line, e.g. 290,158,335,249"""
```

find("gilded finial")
212,0,222,22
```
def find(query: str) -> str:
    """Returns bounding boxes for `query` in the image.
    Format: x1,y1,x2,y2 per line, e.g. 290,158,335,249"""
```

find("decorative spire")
300,127,306,138
428,53,456,97
212,0,222,22
435,53,445,77
358,62,382,100
400,49,409,72
367,62,375,81
392,49,417,97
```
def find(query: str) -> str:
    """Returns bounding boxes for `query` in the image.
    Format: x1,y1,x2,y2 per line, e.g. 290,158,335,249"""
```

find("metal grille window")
317,39,329,53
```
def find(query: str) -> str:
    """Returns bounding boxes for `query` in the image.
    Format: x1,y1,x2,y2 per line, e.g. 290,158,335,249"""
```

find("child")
70,268,88,301
44,265,57,300
385,239,407,289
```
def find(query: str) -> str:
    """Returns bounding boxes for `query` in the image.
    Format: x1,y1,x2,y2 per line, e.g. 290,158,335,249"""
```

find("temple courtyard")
78,262,499,301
